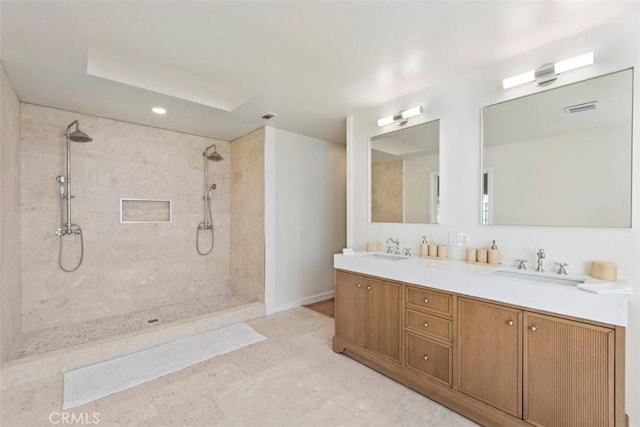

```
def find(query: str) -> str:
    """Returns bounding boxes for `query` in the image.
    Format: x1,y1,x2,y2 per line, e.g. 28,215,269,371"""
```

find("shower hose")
58,224,84,273
196,195,215,256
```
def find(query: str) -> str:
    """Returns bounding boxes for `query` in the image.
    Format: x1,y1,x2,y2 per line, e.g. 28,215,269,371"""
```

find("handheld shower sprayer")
56,175,66,198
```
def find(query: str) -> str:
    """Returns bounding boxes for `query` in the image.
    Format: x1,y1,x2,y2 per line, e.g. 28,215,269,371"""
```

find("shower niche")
119,198,172,223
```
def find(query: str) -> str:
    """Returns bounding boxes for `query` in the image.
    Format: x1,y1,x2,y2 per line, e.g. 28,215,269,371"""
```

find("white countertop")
334,252,629,327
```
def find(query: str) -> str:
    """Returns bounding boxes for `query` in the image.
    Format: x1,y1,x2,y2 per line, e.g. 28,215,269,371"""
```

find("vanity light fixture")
151,107,167,115
502,52,594,89
377,105,424,127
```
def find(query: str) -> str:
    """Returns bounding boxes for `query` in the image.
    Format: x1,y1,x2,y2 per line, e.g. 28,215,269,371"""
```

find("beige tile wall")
230,128,264,302
0,64,22,362
371,159,403,223
20,104,231,332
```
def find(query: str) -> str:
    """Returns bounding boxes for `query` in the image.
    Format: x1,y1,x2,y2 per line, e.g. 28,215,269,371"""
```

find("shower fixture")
196,144,223,255
56,120,92,272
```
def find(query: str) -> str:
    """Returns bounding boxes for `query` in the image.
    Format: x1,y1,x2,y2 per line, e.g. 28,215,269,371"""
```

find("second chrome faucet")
535,249,545,272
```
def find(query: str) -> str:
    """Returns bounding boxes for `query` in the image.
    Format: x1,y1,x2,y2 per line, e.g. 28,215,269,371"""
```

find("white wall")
347,15,640,425
270,128,346,312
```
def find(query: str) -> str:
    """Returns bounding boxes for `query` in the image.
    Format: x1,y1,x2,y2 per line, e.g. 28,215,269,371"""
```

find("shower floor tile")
11,293,253,360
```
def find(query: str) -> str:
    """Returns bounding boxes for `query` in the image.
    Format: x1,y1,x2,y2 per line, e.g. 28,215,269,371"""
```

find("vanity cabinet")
365,277,401,361
334,271,366,346
334,271,401,362
333,268,625,427
523,313,615,427
457,298,523,417
456,298,618,426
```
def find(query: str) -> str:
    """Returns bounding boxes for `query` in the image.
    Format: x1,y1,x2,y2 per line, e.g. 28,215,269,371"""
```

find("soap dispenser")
488,240,500,265
420,236,429,258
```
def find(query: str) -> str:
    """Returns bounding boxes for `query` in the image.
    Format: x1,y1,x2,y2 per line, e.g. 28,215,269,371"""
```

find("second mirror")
370,119,440,224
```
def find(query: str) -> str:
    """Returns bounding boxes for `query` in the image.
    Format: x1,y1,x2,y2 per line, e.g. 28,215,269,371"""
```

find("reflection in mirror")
370,119,440,224
482,69,632,227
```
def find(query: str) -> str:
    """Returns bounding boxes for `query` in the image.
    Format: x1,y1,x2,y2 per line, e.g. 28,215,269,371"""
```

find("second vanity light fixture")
502,51,594,89
377,105,424,127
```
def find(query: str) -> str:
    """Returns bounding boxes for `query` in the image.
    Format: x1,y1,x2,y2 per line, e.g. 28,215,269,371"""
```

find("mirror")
482,69,632,227
370,119,440,224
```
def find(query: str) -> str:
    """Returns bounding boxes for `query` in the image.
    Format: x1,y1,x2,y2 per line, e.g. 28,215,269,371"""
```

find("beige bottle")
488,240,500,265
419,236,429,258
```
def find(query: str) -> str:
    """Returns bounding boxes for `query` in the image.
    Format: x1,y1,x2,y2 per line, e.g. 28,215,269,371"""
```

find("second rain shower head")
65,120,92,143
204,144,223,161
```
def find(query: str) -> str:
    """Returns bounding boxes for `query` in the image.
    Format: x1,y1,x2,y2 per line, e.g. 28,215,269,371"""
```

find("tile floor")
1,307,478,426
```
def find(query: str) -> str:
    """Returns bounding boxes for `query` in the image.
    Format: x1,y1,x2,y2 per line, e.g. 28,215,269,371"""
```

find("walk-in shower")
196,144,223,255
56,120,92,272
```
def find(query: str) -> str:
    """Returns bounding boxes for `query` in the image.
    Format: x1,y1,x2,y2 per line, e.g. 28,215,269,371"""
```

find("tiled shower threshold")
11,293,254,360
1,297,265,389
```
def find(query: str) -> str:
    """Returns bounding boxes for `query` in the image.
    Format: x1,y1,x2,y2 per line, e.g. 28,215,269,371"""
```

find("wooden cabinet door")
457,298,522,417
524,312,615,427
365,278,401,362
335,271,366,346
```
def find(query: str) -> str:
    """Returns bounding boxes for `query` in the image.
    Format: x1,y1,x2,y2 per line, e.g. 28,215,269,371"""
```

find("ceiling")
1,1,636,144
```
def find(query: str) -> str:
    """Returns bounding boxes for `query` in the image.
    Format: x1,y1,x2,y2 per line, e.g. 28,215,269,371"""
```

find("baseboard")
275,290,335,313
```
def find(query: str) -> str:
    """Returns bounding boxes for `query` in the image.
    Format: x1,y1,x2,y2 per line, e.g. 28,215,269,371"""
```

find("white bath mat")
63,322,265,409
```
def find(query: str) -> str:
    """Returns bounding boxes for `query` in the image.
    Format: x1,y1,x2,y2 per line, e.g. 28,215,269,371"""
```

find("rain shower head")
65,120,92,142
204,144,223,161
207,151,223,161
68,129,92,142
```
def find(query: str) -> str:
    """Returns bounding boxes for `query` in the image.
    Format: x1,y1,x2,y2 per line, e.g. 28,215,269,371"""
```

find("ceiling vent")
261,113,278,120
564,101,598,114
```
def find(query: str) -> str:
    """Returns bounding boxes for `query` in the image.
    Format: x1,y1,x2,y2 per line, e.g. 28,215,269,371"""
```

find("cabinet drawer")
406,309,452,342
406,332,452,386
406,287,452,317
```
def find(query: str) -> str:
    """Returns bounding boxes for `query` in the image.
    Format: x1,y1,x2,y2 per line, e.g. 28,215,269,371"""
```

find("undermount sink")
365,253,409,261
489,269,585,286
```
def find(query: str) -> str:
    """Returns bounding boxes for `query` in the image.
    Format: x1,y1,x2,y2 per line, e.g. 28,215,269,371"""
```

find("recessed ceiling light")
152,107,167,115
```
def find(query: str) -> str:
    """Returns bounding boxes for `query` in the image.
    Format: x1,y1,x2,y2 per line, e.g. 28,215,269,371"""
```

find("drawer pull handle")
367,285,372,290
357,283,362,288
423,298,430,304
507,320,514,326
424,355,430,361
423,322,429,328
530,325,538,332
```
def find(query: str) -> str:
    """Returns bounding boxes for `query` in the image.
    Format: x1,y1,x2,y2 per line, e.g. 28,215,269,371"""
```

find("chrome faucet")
386,237,400,255
556,262,568,275
516,259,528,270
535,249,545,272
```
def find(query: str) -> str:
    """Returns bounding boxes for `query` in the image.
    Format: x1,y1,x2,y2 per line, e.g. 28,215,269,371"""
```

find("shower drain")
147,318,159,323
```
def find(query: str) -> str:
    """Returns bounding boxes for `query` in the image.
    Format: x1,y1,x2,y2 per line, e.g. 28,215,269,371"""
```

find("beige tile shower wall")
230,128,264,302
20,104,231,333
0,64,22,362
371,159,403,222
